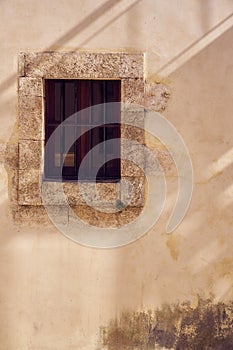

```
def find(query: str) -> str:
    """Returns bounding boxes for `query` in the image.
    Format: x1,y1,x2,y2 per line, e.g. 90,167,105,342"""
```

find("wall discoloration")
166,234,181,261
101,298,233,350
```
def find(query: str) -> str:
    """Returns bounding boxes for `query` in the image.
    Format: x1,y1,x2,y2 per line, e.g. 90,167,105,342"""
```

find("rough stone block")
69,205,119,228
19,140,42,169
121,140,146,176
121,159,144,177
18,169,42,205
117,206,143,226
11,204,68,227
120,53,144,78
4,143,19,169
18,96,43,140
61,182,84,205
41,182,68,206
18,77,42,96
145,83,170,112
23,52,143,79
96,182,120,202
121,110,145,129
122,78,144,105
121,124,145,144
12,204,50,226
63,182,120,207
120,176,145,207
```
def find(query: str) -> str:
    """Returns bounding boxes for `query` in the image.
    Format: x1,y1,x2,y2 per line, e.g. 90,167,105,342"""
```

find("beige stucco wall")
0,0,233,349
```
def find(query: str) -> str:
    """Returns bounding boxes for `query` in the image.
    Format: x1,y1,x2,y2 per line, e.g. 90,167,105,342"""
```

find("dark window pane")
91,81,105,124
62,126,76,178
105,80,121,123
90,127,105,179
45,125,61,178
105,125,120,179
106,80,120,102
45,79,121,181
76,126,90,179
64,81,76,123
105,159,120,179
46,80,62,124
77,80,91,125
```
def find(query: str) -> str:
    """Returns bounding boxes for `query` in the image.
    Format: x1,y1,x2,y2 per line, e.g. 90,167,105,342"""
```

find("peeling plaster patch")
101,298,233,350
145,83,170,112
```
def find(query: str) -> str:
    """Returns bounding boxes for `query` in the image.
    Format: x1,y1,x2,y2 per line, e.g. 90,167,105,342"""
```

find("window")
44,80,121,182
17,51,144,224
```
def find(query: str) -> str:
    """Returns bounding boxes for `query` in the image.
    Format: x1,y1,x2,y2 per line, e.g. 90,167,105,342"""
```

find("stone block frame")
16,51,145,227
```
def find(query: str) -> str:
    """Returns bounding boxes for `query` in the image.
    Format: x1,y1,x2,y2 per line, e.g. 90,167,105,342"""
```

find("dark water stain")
100,297,233,350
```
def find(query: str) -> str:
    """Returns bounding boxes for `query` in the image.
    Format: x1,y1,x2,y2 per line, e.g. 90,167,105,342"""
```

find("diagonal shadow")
49,0,123,49
0,0,126,95
157,12,233,75
74,0,142,50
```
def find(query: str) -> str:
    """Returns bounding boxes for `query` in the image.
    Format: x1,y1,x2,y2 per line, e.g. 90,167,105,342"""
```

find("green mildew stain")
101,297,233,350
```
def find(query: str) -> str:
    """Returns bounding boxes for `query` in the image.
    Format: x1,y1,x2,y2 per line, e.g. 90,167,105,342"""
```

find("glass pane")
105,125,120,155
105,125,120,179
76,126,90,179
90,127,105,178
45,79,121,181
91,81,105,124
54,82,62,122
62,126,76,177
46,80,62,124
106,80,120,102
105,80,121,123
77,80,91,125
105,159,120,179
64,81,76,123
44,125,61,177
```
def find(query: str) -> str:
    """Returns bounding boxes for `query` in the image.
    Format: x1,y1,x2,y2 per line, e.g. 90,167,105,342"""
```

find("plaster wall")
0,0,233,349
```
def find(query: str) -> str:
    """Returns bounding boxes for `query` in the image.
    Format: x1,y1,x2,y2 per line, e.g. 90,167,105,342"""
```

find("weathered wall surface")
0,0,233,349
